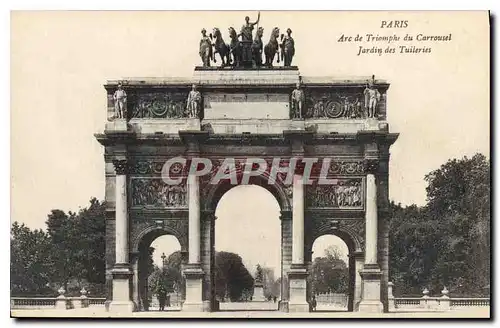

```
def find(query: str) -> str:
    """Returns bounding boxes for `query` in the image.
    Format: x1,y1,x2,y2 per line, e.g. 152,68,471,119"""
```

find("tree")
214,251,254,302
44,198,106,293
309,246,348,295
10,222,55,295
389,154,490,296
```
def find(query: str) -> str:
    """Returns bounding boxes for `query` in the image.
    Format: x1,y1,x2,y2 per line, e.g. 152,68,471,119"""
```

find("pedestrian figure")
157,285,167,311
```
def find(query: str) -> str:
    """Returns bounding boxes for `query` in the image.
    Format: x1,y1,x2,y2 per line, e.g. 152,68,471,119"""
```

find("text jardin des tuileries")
337,20,453,56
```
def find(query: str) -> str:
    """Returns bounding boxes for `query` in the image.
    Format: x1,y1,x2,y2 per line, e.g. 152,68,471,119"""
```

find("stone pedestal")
105,118,128,132
109,263,135,313
253,282,266,301
388,281,396,311
241,40,253,68
364,118,379,131
290,119,305,130
55,295,67,310
358,264,383,313
182,264,205,312
288,264,309,312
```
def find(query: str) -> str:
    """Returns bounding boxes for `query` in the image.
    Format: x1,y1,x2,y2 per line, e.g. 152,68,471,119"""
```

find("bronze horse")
251,27,264,67
211,28,230,67
264,27,280,67
228,27,242,68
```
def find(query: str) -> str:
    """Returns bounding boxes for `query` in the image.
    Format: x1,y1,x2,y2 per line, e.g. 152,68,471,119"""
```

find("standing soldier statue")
280,28,295,67
113,82,127,119
199,28,213,67
187,84,201,118
364,75,381,118
291,82,305,119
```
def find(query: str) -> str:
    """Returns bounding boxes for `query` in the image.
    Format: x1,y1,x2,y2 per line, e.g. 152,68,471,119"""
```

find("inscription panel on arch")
306,178,364,210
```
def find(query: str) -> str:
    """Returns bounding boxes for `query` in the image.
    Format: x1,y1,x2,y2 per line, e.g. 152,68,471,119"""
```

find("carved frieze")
303,89,386,120
130,178,187,208
130,92,192,119
309,159,365,176
128,159,185,176
306,179,364,209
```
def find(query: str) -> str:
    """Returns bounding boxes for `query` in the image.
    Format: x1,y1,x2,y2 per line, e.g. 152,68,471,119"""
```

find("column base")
108,263,135,313
287,264,309,313
357,264,383,313
278,300,289,312
108,300,135,313
182,264,204,313
288,302,310,313
182,302,205,312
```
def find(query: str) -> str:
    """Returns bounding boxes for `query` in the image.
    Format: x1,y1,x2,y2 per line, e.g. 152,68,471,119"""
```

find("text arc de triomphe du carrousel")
95,13,398,314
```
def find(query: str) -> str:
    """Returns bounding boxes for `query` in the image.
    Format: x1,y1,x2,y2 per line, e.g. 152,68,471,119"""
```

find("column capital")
283,130,314,156
280,210,292,221
112,159,128,175
363,158,379,174
201,212,217,222
179,130,209,156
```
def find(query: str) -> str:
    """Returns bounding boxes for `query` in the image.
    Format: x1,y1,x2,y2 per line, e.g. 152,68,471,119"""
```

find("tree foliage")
11,198,106,295
390,154,490,296
214,251,254,302
10,222,55,295
309,246,349,295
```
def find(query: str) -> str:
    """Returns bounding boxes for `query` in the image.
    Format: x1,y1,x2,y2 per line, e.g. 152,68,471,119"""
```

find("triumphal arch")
95,20,398,314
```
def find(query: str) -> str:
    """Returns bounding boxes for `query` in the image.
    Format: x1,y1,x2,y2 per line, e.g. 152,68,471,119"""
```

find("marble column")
130,253,140,310
109,159,135,313
353,252,365,310
188,173,201,264
182,168,204,312
358,159,383,313
200,213,216,311
279,212,292,312
288,172,309,312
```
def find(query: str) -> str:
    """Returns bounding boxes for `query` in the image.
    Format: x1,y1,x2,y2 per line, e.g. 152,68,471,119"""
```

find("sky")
11,11,489,272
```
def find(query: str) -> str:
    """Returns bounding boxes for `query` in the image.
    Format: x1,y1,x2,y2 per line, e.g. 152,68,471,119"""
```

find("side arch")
307,218,365,254
130,220,188,254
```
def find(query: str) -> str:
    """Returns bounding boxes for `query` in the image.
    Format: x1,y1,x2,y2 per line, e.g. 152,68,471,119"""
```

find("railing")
450,298,490,307
389,282,490,312
88,298,106,307
11,296,107,310
11,297,57,309
394,298,422,307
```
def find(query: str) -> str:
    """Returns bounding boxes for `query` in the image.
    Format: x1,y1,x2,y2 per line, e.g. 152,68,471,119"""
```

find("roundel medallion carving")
151,97,168,117
324,101,343,118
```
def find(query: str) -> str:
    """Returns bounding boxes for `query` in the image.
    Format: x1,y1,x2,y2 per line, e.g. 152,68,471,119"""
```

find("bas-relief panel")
304,88,387,120
305,178,364,209
130,178,187,209
128,91,191,119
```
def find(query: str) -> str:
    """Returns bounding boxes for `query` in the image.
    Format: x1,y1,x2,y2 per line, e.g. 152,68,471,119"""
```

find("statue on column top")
186,84,201,118
113,82,127,119
364,75,381,119
291,82,305,119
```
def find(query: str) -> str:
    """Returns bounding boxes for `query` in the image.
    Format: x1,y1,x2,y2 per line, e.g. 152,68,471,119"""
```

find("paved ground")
11,307,490,319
